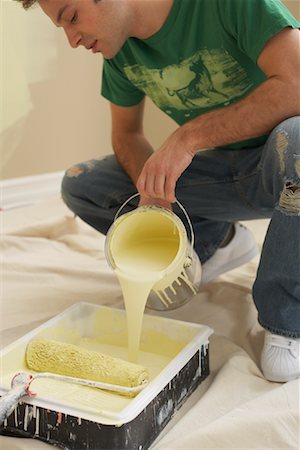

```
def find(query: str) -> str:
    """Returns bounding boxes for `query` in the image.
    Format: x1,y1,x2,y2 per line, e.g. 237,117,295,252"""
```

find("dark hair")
15,0,38,10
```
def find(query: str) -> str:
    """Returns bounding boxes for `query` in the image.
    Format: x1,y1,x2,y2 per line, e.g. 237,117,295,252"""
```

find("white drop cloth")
0,197,299,449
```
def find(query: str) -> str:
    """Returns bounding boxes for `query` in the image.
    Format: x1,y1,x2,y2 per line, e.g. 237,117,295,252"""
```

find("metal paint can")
105,194,201,310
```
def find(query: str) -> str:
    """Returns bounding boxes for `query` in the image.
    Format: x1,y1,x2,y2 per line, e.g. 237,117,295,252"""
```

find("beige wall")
1,0,299,179
284,0,300,17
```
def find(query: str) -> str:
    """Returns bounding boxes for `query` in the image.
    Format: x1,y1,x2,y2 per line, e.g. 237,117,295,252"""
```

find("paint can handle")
113,193,195,257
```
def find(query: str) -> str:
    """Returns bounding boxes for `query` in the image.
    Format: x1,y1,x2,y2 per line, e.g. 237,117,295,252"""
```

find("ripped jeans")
61,117,300,338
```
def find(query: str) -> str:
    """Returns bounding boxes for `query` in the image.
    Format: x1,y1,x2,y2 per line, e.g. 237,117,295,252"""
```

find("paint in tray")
0,302,213,449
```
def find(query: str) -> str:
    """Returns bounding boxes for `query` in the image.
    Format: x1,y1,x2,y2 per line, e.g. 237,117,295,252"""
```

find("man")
17,0,300,383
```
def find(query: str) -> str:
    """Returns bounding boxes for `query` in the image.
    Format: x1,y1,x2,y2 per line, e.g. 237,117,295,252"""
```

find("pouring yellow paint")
106,205,196,363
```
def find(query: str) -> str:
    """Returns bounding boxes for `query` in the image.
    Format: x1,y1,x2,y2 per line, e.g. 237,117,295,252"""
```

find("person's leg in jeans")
61,156,137,234
250,117,300,381
194,116,300,382
250,117,300,337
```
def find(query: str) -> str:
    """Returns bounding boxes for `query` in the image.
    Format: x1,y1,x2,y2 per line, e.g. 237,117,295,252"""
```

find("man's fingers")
145,172,157,198
164,175,176,203
154,174,166,198
138,165,167,199
138,171,176,202
137,157,178,203
136,172,146,197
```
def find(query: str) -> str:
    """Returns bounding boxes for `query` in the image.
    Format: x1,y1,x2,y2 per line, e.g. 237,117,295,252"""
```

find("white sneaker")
261,331,300,382
200,223,259,285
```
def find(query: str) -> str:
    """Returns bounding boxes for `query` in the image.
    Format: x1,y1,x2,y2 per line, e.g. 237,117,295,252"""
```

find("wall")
285,0,300,17
1,0,299,179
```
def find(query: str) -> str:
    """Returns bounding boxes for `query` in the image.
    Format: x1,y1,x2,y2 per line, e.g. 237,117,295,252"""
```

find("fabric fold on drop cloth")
0,196,299,450
1,198,124,338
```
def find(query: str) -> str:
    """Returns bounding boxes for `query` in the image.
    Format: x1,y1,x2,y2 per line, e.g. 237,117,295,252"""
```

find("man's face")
39,0,131,59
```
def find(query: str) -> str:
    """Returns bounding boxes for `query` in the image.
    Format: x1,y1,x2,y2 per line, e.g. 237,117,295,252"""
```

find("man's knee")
271,117,299,177
273,117,300,215
61,160,96,208
60,155,131,213
274,116,300,155
274,116,300,133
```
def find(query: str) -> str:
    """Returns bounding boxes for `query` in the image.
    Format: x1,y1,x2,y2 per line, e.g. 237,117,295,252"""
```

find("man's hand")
138,195,172,210
136,128,195,203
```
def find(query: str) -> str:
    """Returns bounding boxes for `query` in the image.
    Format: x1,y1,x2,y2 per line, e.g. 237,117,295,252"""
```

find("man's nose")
64,27,82,48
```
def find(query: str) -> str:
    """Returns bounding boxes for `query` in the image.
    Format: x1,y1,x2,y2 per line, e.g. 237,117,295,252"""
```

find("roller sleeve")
26,339,149,388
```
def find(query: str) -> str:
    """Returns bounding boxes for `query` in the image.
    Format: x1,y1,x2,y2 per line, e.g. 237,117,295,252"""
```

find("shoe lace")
267,334,298,354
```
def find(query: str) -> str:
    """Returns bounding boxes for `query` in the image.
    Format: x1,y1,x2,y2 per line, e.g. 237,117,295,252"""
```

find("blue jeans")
61,117,300,338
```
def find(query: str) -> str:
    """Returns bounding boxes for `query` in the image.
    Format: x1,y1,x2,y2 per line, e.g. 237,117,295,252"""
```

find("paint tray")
0,302,213,449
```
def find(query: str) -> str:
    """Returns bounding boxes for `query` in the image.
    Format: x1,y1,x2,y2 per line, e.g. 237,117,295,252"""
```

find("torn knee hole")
66,166,84,178
285,182,300,193
279,183,300,213
66,161,97,178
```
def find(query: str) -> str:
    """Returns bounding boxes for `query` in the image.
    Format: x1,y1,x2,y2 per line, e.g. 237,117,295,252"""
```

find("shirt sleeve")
101,58,145,107
216,0,300,63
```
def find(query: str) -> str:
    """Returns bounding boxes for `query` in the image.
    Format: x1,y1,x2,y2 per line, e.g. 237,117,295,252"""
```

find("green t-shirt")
101,0,299,149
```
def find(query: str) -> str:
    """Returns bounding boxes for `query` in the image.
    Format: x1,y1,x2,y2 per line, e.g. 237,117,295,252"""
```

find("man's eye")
71,12,78,24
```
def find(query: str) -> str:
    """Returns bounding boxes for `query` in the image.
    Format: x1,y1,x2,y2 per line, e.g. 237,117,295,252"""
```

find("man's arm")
137,27,300,203
111,99,171,207
111,99,152,184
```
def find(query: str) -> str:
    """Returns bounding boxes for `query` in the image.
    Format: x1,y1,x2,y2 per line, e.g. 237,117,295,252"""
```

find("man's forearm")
136,76,299,203
181,77,300,154
112,131,154,185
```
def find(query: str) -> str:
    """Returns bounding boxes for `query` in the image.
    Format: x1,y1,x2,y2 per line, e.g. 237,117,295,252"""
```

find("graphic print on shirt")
124,48,254,115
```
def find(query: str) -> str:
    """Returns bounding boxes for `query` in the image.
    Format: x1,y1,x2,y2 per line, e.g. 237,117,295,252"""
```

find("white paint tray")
0,303,213,449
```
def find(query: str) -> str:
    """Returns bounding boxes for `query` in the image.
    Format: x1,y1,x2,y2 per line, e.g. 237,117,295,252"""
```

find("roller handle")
0,373,35,426
33,372,148,394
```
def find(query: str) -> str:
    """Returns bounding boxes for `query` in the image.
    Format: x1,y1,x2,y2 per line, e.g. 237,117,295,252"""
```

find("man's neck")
131,0,174,40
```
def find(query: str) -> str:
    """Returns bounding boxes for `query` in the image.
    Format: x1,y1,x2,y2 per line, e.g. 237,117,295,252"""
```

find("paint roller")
26,339,149,389
0,339,149,425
